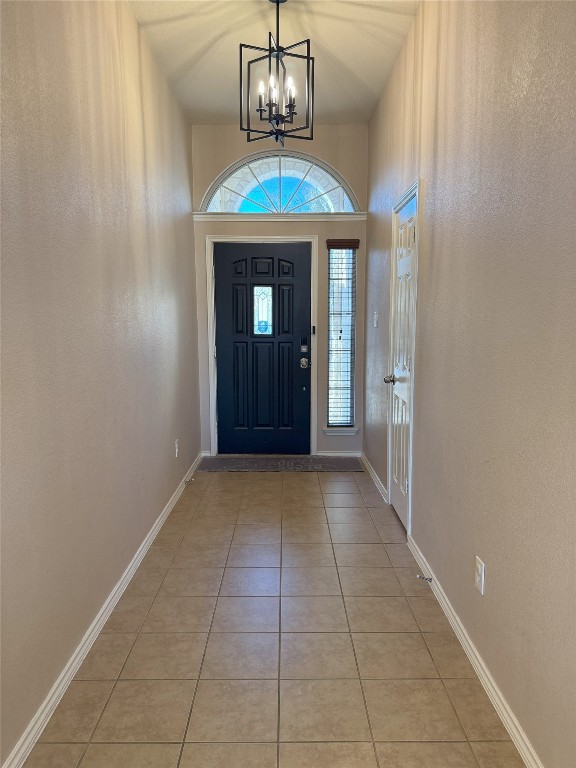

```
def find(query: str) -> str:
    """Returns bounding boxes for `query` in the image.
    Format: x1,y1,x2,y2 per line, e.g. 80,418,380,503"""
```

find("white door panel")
388,187,418,530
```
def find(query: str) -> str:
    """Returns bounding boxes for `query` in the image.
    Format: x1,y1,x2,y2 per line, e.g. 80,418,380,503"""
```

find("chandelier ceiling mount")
240,0,315,145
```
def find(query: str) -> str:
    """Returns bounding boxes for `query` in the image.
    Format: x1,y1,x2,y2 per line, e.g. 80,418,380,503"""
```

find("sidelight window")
327,240,359,427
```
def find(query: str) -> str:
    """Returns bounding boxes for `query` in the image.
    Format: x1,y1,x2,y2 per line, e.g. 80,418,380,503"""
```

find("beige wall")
0,1,199,759
191,124,368,454
364,2,576,766
191,123,368,212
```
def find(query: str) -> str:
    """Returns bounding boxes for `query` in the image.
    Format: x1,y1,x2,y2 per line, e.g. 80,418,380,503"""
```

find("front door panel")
215,243,311,454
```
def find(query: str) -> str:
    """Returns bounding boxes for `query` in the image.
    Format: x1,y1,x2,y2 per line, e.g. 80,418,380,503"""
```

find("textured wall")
1,1,199,759
364,2,576,766
190,124,368,212
190,124,368,455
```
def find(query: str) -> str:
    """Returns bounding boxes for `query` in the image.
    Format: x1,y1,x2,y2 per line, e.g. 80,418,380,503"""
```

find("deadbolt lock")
384,374,397,384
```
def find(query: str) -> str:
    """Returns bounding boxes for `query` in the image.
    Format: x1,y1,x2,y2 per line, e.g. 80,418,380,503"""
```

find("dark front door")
215,242,311,454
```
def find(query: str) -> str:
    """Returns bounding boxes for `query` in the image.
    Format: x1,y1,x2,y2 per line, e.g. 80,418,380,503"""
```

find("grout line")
277,488,284,768
327,500,383,768
419,633,484,768
69,676,483,682
47,738,494,745
47,472,388,766
175,500,236,768
403,584,483,766
81,498,197,750
33,735,502,742
75,676,506,683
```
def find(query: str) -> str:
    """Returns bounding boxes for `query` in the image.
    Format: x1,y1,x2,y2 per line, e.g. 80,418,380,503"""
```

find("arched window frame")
200,150,361,214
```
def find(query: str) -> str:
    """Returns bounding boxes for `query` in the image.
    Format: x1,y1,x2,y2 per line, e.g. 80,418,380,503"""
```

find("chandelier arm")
275,1,280,118
276,0,280,50
247,132,276,143
279,132,314,141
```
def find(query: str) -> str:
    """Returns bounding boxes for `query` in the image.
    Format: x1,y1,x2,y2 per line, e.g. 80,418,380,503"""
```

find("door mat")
197,456,364,472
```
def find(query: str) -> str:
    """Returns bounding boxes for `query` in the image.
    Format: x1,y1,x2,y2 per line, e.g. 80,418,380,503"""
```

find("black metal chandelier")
240,0,314,145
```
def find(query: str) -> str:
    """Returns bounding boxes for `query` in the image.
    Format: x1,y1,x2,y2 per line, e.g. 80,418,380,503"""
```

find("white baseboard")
189,452,204,472
360,453,389,503
407,535,543,768
3,454,201,768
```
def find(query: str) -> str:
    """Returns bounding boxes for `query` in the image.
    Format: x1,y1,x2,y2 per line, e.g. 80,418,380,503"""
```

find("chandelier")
240,0,314,145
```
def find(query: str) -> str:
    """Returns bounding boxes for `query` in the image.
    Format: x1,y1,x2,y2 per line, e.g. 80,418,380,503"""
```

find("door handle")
384,374,397,384
300,358,309,369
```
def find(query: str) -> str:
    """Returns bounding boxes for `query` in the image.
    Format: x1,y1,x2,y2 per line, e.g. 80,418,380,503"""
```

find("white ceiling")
130,0,420,124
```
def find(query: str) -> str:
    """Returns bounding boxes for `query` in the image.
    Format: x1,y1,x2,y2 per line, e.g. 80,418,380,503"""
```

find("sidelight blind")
327,240,359,427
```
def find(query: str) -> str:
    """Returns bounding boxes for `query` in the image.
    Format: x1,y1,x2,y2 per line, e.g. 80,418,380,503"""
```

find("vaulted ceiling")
130,0,420,124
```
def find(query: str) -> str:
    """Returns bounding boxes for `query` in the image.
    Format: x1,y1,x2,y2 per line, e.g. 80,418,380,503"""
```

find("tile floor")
24,470,526,767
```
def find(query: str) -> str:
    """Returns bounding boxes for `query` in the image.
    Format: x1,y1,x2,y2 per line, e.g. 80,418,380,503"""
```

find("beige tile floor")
25,470,526,768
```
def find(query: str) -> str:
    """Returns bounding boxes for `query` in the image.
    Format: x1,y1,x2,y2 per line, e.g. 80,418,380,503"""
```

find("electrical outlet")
175,439,179,458
475,556,486,595
373,311,379,328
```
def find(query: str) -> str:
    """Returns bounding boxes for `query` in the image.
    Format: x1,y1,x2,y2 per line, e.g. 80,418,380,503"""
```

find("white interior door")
388,184,418,530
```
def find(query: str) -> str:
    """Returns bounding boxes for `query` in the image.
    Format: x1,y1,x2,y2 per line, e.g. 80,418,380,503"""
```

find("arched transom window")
203,153,358,214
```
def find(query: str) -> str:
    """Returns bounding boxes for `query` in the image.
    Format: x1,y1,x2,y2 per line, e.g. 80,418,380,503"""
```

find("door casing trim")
205,235,319,456
388,181,419,535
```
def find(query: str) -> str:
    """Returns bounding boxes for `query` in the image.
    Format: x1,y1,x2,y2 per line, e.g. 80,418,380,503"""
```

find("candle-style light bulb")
286,76,295,107
258,80,265,112
268,75,277,109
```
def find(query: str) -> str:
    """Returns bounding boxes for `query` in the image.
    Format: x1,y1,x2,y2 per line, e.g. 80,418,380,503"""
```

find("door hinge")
214,346,217,358
413,228,416,243
212,263,215,278
405,478,409,493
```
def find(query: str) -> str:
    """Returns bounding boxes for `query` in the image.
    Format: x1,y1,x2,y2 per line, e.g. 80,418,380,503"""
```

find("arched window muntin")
201,150,360,214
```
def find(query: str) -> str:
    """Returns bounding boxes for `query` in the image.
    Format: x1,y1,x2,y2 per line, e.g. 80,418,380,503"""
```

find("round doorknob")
384,374,397,384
